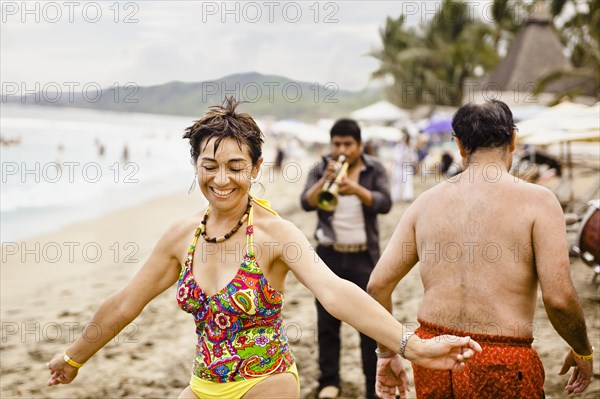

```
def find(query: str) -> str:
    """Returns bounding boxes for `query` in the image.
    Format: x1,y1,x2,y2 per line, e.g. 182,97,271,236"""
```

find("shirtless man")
367,100,594,398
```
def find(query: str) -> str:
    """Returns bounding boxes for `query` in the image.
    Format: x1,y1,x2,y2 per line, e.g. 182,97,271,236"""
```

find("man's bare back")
409,161,556,337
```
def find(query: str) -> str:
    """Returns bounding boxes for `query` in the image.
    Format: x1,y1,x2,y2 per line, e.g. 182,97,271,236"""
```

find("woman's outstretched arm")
278,220,482,370
47,222,185,386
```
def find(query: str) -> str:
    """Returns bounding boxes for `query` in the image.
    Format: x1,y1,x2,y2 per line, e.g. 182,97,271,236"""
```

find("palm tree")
421,2,499,105
370,15,425,107
370,0,498,108
535,0,599,101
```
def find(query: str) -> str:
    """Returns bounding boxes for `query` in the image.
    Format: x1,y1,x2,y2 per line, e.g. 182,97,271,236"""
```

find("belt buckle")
333,243,367,253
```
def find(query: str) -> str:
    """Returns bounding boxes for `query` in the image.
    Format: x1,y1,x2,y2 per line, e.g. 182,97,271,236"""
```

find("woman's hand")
404,334,482,371
375,355,410,399
47,353,79,386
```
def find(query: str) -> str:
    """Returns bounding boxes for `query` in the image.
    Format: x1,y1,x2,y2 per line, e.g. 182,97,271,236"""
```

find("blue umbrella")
422,118,453,135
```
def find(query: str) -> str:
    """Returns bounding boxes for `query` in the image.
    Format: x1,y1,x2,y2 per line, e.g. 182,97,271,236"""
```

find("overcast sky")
1,1,502,93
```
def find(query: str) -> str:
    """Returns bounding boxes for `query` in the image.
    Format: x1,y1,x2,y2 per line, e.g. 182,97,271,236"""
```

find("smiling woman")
196,139,258,211
46,97,483,399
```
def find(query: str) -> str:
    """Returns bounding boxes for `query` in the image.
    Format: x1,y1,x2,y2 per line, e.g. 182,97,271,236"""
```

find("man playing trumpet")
301,119,392,399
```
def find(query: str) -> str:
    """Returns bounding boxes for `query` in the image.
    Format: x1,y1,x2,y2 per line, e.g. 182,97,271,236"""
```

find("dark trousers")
316,245,378,399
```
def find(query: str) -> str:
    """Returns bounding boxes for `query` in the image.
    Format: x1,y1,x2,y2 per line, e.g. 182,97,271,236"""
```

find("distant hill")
3,72,383,121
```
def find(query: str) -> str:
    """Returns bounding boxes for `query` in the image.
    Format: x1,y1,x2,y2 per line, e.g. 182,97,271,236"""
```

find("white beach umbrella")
517,102,599,140
351,100,409,125
271,119,330,144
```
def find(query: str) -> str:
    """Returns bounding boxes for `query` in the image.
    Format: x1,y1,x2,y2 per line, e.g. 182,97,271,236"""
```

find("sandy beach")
1,153,599,399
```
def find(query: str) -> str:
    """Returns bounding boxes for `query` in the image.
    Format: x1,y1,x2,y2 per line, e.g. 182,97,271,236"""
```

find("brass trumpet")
317,155,349,211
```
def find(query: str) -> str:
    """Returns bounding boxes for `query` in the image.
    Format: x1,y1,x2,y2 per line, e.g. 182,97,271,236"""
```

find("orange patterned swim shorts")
412,319,545,399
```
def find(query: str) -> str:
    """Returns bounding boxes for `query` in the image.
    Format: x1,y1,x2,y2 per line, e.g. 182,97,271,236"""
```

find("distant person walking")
122,145,130,163
391,134,418,203
274,144,285,170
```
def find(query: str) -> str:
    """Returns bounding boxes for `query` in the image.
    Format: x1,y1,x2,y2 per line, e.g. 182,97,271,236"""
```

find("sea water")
1,104,198,242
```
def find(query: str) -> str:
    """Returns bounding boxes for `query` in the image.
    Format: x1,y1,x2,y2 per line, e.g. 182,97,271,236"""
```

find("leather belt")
322,243,369,253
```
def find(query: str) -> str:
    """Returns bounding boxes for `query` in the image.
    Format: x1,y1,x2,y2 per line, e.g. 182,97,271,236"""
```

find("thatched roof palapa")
487,2,578,94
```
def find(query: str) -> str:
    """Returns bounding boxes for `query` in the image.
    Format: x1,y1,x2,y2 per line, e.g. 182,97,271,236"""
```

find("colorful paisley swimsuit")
176,198,298,398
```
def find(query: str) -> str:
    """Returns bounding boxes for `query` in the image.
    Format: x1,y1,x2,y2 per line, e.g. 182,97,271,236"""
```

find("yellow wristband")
572,347,594,360
63,352,83,368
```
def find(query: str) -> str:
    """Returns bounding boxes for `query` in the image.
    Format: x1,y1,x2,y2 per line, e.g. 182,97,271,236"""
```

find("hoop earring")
252,181,265,196
188,174,197,194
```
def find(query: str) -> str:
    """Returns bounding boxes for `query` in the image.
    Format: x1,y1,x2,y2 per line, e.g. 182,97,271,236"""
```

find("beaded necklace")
200,198,252,243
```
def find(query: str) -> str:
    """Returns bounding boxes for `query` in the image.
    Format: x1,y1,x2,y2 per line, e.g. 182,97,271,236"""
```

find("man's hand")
338,177,360,196
324,160,342,181
375,355,410,399
559,349,593,394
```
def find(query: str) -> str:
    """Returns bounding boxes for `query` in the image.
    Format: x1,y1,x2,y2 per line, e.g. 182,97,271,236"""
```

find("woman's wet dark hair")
451,99,516,154
183,96,264,165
